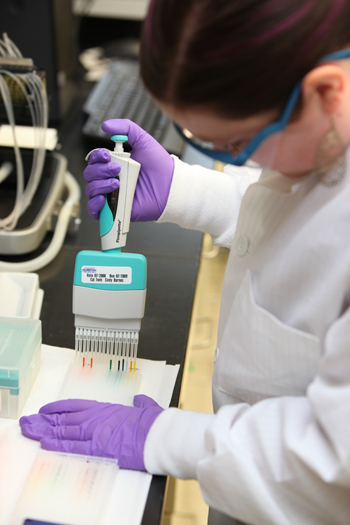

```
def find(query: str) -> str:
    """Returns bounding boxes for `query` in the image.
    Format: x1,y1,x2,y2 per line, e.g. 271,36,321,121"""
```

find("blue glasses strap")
175,48,350,166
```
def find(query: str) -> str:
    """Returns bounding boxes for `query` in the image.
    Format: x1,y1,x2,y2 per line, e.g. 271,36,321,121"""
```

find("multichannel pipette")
73,135,147,369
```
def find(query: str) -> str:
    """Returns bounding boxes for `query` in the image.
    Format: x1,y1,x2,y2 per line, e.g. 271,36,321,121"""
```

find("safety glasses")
175,48,350,167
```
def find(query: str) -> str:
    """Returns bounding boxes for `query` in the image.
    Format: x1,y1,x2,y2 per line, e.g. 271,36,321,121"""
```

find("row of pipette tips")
80,355,137,372
74,327,138,371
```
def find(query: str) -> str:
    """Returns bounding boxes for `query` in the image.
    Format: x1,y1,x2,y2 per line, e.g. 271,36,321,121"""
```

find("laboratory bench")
0,99,203,524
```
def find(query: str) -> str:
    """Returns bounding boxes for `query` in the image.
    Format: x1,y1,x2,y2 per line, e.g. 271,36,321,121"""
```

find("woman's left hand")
19,395,163,471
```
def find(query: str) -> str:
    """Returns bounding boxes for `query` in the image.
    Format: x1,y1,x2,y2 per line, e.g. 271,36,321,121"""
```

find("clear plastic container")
12,451,119,525
0,317,41,419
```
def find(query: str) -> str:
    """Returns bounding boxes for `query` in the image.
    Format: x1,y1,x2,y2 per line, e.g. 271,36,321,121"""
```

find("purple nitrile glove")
19,394,163,471
84,119,174,222
85,149,121,220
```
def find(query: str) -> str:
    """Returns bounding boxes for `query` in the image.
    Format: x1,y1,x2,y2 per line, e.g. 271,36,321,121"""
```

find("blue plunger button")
111,134,128,142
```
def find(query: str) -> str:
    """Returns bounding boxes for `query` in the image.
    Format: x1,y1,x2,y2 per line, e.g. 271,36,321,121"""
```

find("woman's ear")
301,64,346,115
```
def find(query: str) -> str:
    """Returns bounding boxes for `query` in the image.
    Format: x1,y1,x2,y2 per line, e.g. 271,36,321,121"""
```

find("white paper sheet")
0,345,179,525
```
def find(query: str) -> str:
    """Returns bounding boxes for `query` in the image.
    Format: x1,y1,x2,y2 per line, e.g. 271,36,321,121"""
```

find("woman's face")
158,100,333,177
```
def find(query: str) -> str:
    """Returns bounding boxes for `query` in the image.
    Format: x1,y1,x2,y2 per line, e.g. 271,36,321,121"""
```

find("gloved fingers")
39,398,102,415
20,406,107,437
20,414,57,440
20,410,88,430
84,161,121,182
39,402,118,430
133,394,161,409
85,178,120,199
86,148,110,165
87,195,105,220
56,404,120,427
20,413,43,426
40,437,92,456
20,422,83,441
20,423,41,440
20,413,80,439
102,119,154,151
20,413,60,427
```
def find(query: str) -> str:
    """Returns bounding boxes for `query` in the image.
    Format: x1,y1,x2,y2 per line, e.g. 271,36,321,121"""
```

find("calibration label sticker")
81,266,132,284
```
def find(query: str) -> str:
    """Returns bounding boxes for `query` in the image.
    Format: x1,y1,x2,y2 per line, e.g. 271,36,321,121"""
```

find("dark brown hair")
140,0,350,119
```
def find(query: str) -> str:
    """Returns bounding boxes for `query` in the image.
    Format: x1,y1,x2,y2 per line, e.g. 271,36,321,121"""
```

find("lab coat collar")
258,142,350,194
258,168,312,194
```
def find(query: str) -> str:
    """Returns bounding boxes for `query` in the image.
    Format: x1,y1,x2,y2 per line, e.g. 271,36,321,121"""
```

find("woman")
21,1,350,523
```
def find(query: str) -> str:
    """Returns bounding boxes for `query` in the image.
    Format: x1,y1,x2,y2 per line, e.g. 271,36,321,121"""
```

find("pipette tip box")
0,317,41,419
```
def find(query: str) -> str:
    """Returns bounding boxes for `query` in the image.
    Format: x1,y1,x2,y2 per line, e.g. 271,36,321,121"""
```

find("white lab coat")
143,153,350,525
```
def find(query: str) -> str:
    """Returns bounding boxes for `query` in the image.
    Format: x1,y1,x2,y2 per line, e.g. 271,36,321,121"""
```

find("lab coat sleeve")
157,156,260,248
144,305,350,525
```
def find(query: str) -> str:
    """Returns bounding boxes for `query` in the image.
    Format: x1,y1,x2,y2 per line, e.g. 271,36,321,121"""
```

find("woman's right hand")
84,119,175,222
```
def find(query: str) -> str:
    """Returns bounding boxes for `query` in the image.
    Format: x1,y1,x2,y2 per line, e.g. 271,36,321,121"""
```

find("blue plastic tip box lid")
0,317,41,390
